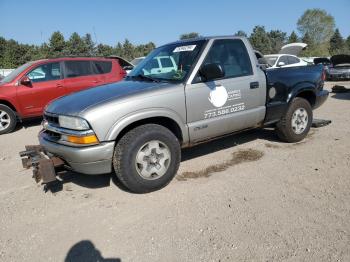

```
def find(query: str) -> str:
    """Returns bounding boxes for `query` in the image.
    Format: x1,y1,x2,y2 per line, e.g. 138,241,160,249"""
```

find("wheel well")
0,100,17,113
115,117,183,144
296,91,316,107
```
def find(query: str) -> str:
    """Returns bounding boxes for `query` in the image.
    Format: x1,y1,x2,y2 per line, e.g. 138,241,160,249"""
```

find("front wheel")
275,97,313,143
0,104,17,135
113,124,181,193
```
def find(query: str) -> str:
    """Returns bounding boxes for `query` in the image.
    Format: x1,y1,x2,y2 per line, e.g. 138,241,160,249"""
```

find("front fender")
105,108,189,144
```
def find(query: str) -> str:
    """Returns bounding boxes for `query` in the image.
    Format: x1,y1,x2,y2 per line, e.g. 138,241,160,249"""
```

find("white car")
143,55,177,75
265,43,308,69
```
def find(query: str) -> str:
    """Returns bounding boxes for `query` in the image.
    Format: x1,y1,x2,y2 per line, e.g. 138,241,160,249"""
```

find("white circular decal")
208,85,228,108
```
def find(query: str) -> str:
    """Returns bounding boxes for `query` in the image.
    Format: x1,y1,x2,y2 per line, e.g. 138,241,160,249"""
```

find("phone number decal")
204,103,245,119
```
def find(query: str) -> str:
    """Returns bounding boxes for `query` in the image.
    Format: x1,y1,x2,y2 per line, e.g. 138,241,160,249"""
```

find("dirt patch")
177,149,264,181
265,143,281,149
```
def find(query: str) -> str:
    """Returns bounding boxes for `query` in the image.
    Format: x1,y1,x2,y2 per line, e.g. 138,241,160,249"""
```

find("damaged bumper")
19,145,65,191
38,131,114,175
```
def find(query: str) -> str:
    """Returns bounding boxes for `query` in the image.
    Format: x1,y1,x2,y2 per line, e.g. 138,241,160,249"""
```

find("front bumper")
39,131,115,175
314,90,329,109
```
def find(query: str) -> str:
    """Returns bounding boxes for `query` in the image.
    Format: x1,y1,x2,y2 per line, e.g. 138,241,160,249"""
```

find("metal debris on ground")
331,85,350,93
312,119,332,128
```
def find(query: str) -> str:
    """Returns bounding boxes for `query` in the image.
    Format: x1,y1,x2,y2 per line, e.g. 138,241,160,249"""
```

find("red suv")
0,57,126,134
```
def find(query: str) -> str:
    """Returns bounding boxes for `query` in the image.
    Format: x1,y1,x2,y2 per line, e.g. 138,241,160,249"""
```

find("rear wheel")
113,124,181,193
275,97,312,143
0,105,17,135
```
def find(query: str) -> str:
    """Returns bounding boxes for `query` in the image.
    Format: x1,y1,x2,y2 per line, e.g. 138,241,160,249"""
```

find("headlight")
58,115,90,130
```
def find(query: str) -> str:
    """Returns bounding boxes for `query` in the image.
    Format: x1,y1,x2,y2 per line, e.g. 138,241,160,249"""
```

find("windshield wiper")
128,74,161,82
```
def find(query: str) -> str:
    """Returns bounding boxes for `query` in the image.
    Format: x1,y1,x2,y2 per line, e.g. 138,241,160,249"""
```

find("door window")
201,39,253,80
92,61,112,74
27,62,61,83
64,61,92,78
287,56,300,64
278,56,289,65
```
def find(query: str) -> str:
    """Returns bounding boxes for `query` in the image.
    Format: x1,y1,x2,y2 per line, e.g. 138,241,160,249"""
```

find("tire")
275,97,312,143
0,104,17,135
113,124,181,193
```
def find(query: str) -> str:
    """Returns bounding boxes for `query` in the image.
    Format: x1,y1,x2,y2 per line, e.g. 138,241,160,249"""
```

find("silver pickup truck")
20,36,328,193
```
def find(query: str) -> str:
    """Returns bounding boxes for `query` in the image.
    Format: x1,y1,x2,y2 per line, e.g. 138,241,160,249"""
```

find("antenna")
93,26,98,45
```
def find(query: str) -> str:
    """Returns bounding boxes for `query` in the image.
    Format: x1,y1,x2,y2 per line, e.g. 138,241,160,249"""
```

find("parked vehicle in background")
22,36,328,193
265,43,308,69
265,54,308,68
327,54,350,81
0,74,3,81
131,57,145,66
0,57,126,134
108,56,134,74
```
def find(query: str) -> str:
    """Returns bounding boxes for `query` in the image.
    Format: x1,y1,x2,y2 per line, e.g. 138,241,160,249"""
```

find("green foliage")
329,29,345,55
288,31,299,43
179,32,199,40
48,31,65,57
234,30,247,37
0,31,156,68
268,30,287,53
249,26,272,54
297,8,335,45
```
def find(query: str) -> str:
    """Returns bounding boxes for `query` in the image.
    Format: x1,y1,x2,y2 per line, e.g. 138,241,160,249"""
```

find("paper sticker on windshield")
173,45,196,52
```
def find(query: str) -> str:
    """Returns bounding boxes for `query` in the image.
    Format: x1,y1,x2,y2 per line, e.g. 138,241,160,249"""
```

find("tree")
249,26,272,54
288,31,299,43
180,32,199,40
234,30,247,37
96,44,114,57
122,39,134,61
329,29,345,55
346,36,350,53
48,31,66,57
297,9,335,45
268,30,287,53
66,32,86,56
83,33,96,56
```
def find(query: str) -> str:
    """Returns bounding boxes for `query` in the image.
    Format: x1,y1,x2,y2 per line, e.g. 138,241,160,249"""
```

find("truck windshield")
0,62,36,83
128,40,205,82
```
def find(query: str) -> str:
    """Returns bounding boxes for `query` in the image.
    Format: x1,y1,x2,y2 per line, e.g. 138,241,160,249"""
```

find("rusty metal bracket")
19,145,64,192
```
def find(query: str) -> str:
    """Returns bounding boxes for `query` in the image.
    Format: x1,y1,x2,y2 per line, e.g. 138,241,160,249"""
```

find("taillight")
321,68,326,81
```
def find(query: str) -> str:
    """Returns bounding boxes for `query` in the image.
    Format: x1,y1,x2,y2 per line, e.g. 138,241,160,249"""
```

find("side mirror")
199,63,225,82
277,61,285,67
20,76,32,87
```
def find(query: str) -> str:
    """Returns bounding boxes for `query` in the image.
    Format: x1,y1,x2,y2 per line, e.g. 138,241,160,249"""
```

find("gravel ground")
0,82,349,262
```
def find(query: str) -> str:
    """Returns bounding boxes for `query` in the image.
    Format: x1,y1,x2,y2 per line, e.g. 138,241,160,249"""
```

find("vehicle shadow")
56,128,279,193
15,117,42,131
331,92,350,100
182,128,278,161
65,240,121,262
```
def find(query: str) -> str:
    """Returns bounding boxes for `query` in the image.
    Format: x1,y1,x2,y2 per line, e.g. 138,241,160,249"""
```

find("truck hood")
314,57,331,65
331,54,350,66
46,80,169,116
278,43,307,56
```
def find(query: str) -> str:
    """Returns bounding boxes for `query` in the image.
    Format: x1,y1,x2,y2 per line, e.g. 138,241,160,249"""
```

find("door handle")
250,81,259,89
93,80,101,83
56,83,63,88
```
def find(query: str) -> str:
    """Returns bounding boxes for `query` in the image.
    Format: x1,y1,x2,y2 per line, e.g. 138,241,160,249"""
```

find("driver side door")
185,39,266,143
17,62,66,116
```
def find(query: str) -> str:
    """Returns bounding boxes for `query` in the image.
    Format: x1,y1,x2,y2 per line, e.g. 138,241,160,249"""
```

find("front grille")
44,113,59,126
43,129,61,142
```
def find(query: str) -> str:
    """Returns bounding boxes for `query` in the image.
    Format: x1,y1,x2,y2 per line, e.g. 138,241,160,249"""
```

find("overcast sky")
1,0,349,46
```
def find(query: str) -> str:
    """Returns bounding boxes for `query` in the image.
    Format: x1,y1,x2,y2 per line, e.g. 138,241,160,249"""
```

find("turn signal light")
66,134,99,144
